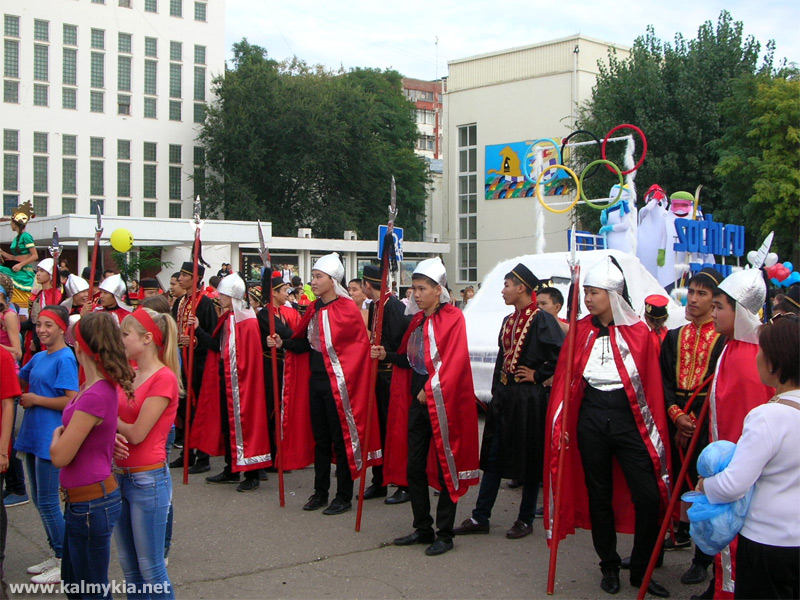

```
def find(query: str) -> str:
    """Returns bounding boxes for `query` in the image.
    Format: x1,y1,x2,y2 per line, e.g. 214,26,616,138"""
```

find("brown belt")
114,462,166,475
61,474,118,504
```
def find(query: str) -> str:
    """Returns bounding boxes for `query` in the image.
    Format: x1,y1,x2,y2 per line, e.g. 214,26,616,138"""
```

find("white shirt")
703,391,800,547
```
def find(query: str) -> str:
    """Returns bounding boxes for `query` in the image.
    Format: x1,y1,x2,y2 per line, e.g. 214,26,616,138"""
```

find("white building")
438,35,630,285
1,0,224,220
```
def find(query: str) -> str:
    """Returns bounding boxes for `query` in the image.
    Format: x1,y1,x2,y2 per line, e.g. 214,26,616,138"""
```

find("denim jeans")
23,453,65,558
114,466,174,600
62,487,122,600
164,427,175,559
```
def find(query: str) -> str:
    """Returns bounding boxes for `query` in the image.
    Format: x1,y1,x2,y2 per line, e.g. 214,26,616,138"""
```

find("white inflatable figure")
657,191,693,290
637,184,669,279
599,183,637,254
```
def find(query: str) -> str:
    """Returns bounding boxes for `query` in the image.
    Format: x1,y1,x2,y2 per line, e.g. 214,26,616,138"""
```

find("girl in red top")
0,346,19,583
115,307,180,599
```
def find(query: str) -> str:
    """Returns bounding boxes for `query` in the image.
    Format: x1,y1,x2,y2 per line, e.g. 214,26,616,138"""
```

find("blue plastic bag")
681,441,753,556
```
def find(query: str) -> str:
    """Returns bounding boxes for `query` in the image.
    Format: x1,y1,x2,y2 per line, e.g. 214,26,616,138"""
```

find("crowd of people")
0,200,798,599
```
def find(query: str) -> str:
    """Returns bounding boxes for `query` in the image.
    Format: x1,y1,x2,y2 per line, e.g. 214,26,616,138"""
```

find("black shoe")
631,577,670,598
507,479,523,489
601,569,620,594
258,470,268,481
621,556,630,570
188,462,210,474
206,470,239,483
236,478,260,492
384,489,410,504
453,517,490,535
322,498,352,515
664,533,691,550
680,562,708,585
303,494,328,511
425,539,453,556
169,455,191,468
506,520,533,539
393,531,435,546
361,484,387,500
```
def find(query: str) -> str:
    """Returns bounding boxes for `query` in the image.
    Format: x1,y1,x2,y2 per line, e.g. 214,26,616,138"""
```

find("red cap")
645,294,669,307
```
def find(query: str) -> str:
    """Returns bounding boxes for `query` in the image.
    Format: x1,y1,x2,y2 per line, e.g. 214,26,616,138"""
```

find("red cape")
544,316,671,543
191,309,272,472
383,304,480,501
708,339,773,598
281,297,381,478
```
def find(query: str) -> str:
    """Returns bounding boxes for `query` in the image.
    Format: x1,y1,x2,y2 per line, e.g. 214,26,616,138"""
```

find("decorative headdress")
717,268,766,344
405,257,451,315
98,274,132,312
11,200,34,226
583,256,640,326
312,253,350,299
217,272,249,312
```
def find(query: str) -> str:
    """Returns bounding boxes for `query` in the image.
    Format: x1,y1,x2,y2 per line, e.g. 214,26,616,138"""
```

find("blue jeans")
23,453,65,558
164,427,175,559
62,487,122,600
114,467,174,600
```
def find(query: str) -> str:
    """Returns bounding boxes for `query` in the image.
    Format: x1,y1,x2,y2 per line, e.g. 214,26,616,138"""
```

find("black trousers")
735,535,799,599
370,370,391,488
577,402,661,580
309,378,353,502
407,398,457,542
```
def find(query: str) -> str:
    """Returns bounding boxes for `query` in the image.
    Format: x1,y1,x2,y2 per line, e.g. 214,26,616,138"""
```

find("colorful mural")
485,140,571,200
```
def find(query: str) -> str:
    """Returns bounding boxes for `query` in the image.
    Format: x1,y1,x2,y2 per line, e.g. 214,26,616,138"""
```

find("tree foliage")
573,11,797,258
199,40,429,240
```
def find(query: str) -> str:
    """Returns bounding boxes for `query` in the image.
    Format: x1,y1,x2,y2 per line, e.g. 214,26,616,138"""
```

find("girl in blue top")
16,304,78,584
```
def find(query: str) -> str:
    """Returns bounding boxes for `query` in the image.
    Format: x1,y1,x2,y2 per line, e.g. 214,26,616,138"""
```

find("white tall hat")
312,253,350,299
717,268,765,343
405,257,451,315
98,274,132,312
217,272,246,300
36,258,54,273
63,274,89,298
583,256,640,326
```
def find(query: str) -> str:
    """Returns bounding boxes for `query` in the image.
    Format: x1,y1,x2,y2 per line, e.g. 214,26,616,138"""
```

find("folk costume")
281,253,381,510
706,268,773,598
21,258,63,364
95,274,132,324
60,274,89,317
362,264,411,498
458,263,564,536
0,201,37,307
384,258,480,546
544,257,671,588
191,274,271,476
644,294,669,352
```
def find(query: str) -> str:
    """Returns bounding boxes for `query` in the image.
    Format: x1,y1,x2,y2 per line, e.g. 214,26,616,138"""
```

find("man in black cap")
140,277,162,298
360,264,411,504
454,263,564,539
170,261,218,473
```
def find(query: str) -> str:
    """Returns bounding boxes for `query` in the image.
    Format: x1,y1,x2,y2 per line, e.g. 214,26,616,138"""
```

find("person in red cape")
374,257,479,557
697,268,773,600
60,274,89,317
269,253,381,516
94,274,133,325
191,273,271,492
21,258,63,364
544,256,671,597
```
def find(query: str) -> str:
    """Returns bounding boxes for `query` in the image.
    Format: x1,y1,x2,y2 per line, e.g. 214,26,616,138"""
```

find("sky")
225,0,799,79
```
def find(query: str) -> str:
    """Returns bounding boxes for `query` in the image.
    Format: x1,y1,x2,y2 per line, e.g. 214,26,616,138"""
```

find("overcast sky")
225,0,798,79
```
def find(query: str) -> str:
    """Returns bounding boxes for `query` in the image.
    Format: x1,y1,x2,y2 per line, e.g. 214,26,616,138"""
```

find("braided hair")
78,312,136,400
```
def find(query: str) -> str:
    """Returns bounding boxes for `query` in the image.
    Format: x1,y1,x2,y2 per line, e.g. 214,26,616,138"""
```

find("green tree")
199,41,429,240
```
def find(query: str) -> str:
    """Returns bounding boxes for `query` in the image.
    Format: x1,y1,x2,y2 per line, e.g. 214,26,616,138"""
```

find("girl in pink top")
115,307,181,600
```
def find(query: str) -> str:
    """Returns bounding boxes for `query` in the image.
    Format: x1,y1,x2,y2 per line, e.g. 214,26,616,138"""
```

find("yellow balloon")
110,228,134,253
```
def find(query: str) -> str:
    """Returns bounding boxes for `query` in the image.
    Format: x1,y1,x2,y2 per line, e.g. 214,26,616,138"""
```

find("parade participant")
256,272,300,483
94,274,133,324
270,253,380,516
348,277,369,327
643,294,669,350
167,273,183,309
537,286,569,334
115,307,180,599
140,278,163,299
60,274,90,317
192,273,271,491
248,285,263,311
16,305,78,584
169,262,217,473
0,201,38,310
659,267,725,585
21,258,62,363
701,267,773,599
454,263,563,540
698,316,799,600
375,257,479,556
128,279,143,306
0,346,19,582
360,264,411,504
0,275,21,361
51,313,133,598
544,256,671,597
772,286,800,317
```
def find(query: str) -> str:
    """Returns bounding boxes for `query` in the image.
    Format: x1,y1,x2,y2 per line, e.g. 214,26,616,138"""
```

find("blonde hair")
121,308,183,393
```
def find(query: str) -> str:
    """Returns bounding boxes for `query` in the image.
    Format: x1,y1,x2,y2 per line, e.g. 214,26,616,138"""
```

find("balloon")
771,278,782,287
110,228,134,253
765,253,779,267
766,264,782,279
782,272,800,287
746,251,758,267
783,262,794,272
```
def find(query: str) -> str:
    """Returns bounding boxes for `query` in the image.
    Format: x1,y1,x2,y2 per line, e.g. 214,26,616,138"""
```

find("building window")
91,52,104,87
143,201,156,217
34,44,49,81
90,137,103,157
117,161,130,196
117,139,130,159
90,90,104,112
117,199,130,215
457,124,477,283
90,160,104,196
90,199,104,215
3,155,18,191
168,203,181,218
62,87,76,109
416,135,435,152
34,19,49,42
170,41,182,62
63,47,77,85
143,142,156,162
33,84,48,106
33,196,48,216
118,94,131,115
63,24,77,46
193,102,204,124
169,100,181,121
194,44,205,65
3,195,18,216
4,39,19,77
62,158,77,195
144,0,158,13
63,135,77,156
91,28,104,50
4,15,19,38
169,63,181,97
62,197,76,213
33,156,48,193
144,97,156,118
170,0,182,17
33,132,47,153
193,146,204,198
144,60,157,94
193,66,205,100
169,167,181,200
118,32,131,53
92,0,106,4
118,55,131,91
194,1,207,21
143,165,156,198
3,129,18,151
119,0,132,8
144,37,157,58
3,81,18,103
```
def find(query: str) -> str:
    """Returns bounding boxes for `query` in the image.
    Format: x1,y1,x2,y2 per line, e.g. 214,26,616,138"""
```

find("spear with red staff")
183,196,203,485
86,205,103,308
49,227,61,302
547,226,581,594
257,220,285,506
355,176,399,532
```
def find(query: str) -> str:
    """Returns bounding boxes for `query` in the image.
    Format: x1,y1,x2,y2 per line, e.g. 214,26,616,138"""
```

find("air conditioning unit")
429,234,440,242
343,230,357,240
297,228,312,238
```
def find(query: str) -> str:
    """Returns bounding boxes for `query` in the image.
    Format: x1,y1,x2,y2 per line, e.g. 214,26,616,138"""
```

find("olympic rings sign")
535,160,624,214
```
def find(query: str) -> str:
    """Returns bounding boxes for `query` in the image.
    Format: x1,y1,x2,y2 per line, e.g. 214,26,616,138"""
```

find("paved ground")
6,447,708,599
